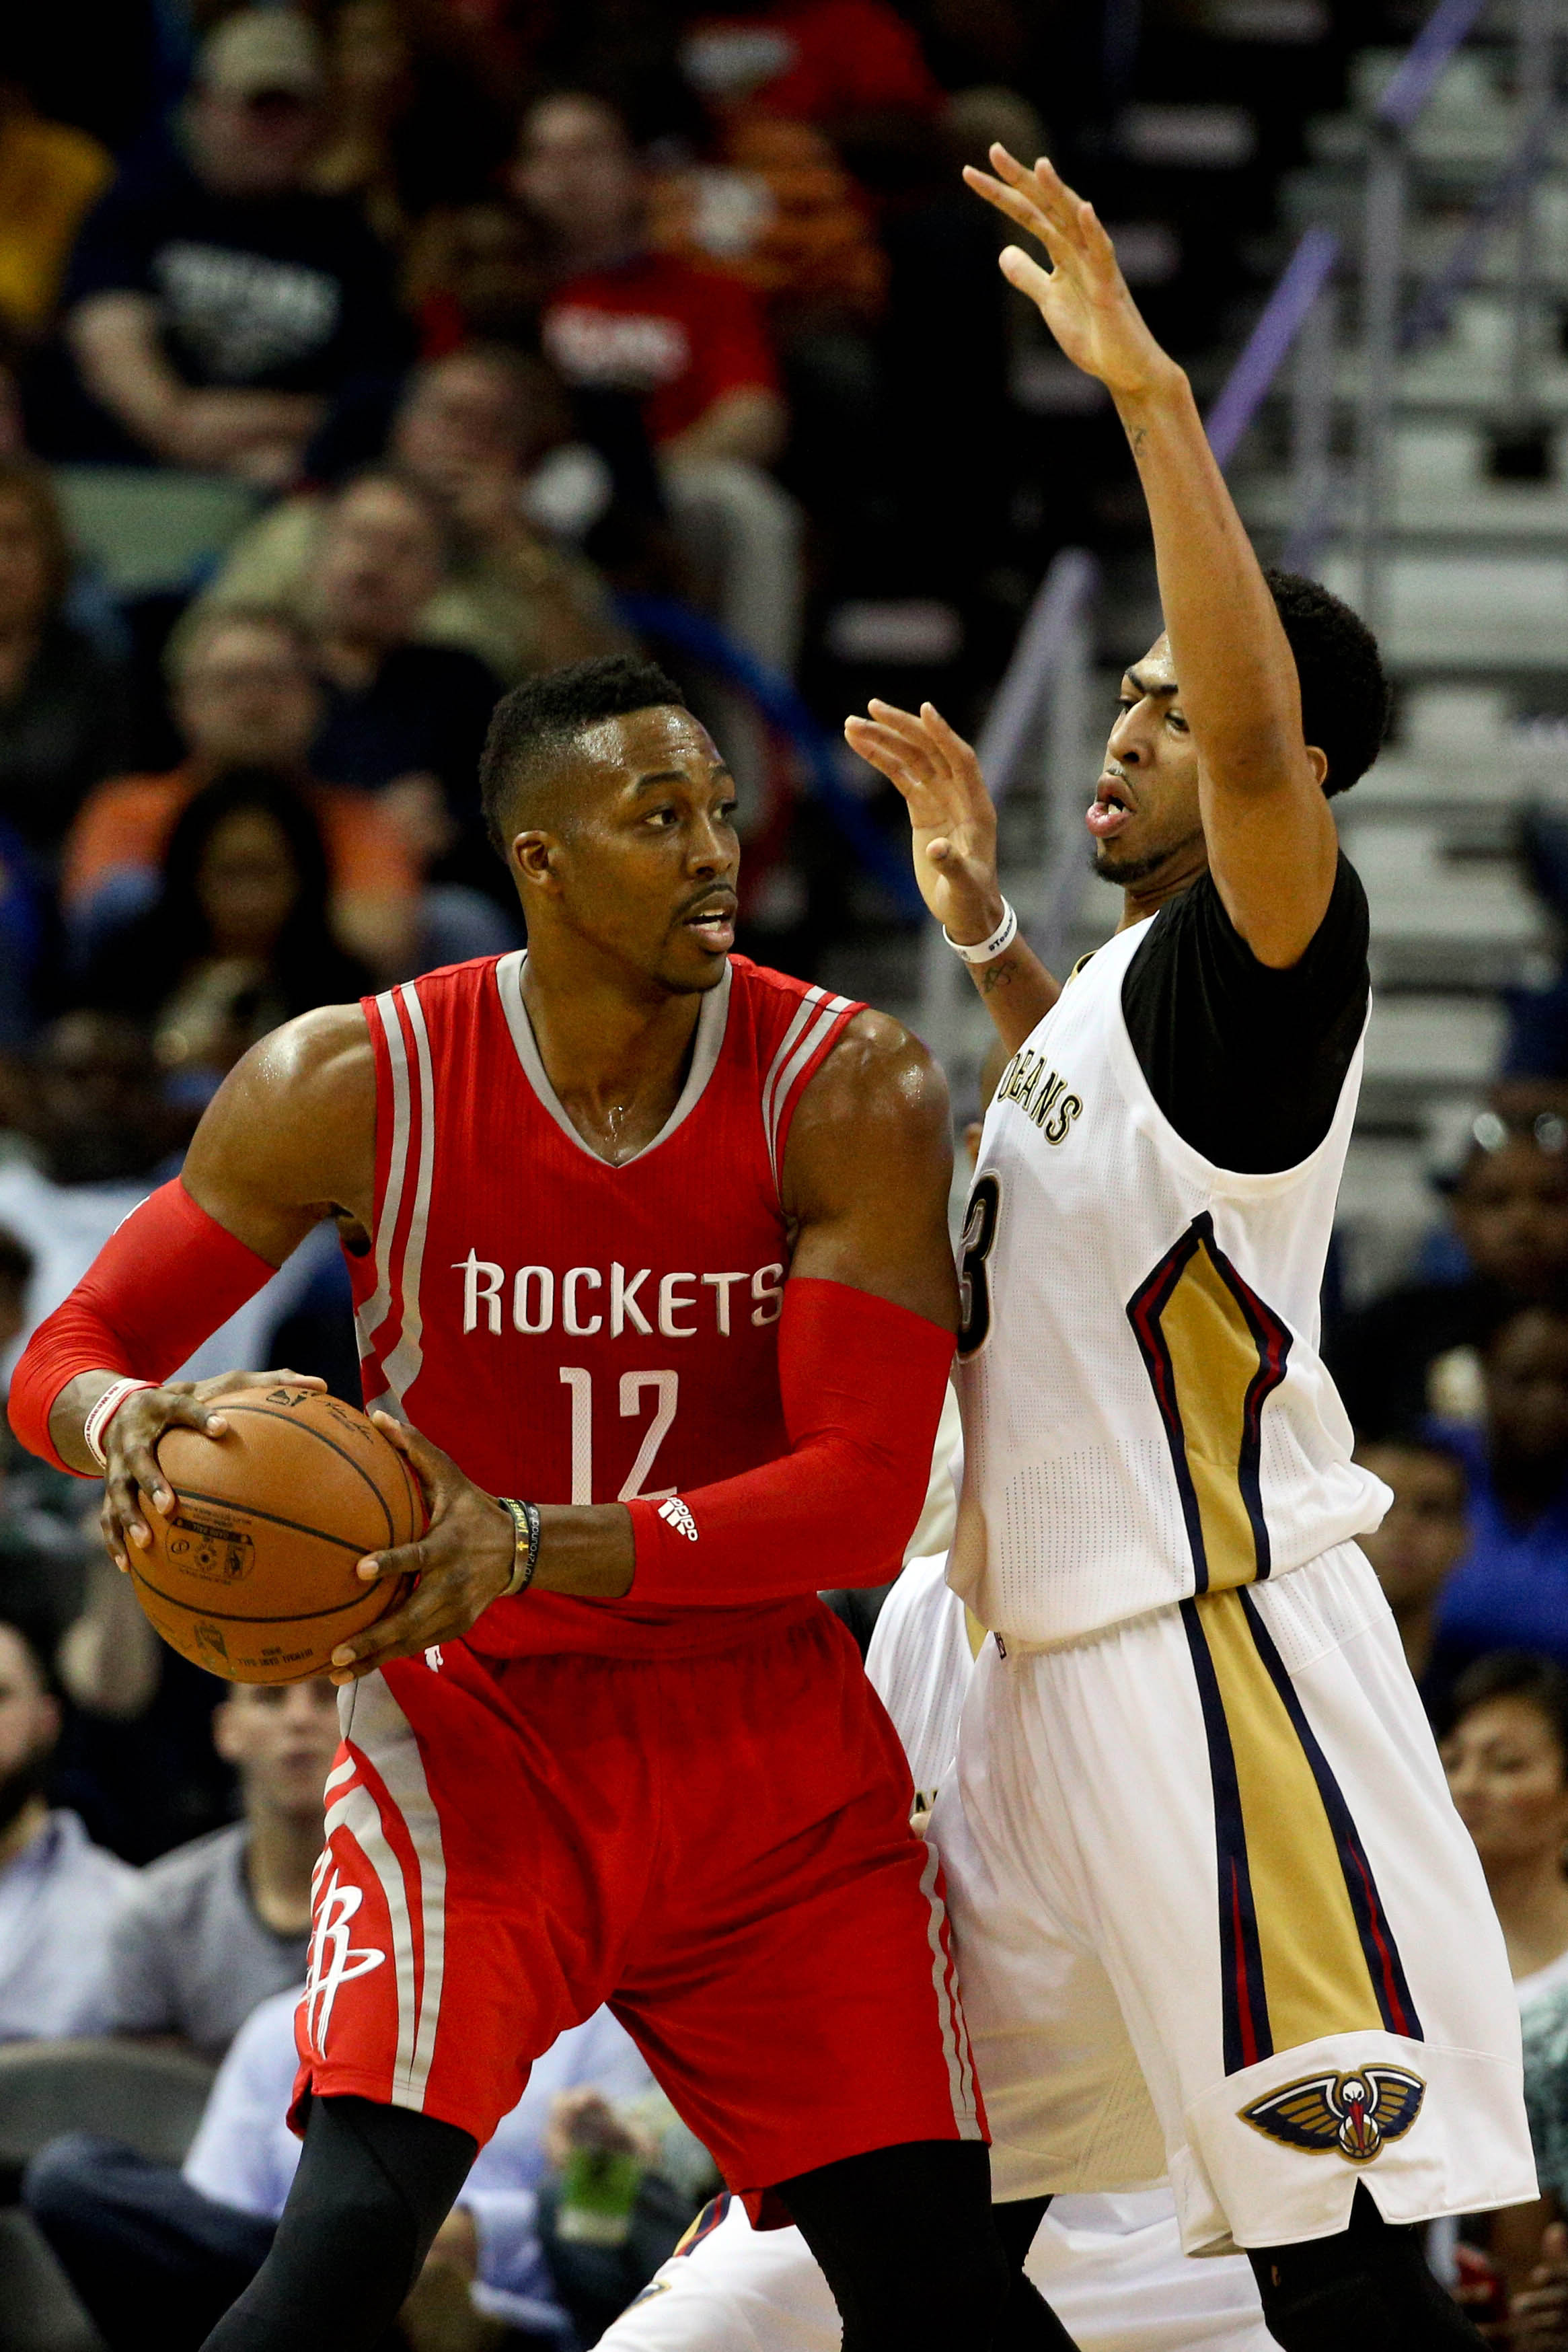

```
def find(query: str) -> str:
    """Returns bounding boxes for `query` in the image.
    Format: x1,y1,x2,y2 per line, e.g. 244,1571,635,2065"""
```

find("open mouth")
1086,775,1135,841
681,897,737,951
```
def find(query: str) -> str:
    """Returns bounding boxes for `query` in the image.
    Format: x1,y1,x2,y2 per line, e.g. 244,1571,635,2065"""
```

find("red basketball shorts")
293,1601,984,2205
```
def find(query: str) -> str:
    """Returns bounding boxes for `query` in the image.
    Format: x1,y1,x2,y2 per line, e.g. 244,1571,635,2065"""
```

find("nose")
1107,700,1150,770
687,813,737,877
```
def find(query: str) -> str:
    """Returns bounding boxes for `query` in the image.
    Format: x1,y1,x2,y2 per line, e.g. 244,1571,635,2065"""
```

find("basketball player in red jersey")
10,659,1070,2352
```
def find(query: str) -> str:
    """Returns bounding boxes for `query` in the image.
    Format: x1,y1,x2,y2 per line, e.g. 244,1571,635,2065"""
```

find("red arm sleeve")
625,1276,953,1604
7,1180,280,1474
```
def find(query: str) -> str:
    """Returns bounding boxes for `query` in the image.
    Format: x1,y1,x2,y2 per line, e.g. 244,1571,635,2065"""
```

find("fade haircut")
1263,569,1391,799
478,654,689,856
1439,1649,1568,1763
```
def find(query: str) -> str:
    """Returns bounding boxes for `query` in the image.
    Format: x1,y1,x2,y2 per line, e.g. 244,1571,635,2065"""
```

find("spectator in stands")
1354,1429,1471,1713
514,91,802,682
198,349,626,686
676,0,942,142
0,453,130,860
58,9,406,482
78,770,372,1093
26,1987,660,2349
1442,1653,1568,2014
1333,1109,1568,1438
304,466,507,900
96,1676,340,2061
0,1221,96,1650
0,1613,130,2038
63,607,418,981
1435,1306,1568,1675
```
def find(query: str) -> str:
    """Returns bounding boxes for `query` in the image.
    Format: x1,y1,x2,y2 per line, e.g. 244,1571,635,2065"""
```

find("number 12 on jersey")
558,1368,679,1504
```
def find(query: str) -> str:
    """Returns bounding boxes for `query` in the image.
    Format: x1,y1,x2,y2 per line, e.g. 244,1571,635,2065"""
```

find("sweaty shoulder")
790,1008,951,1163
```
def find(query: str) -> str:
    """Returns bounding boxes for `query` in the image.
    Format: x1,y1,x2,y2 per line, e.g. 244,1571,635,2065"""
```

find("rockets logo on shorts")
1240,2065,1425,2164
303,1868,386,2057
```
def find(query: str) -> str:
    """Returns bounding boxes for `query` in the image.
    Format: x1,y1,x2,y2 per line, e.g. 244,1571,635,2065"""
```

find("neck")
1486,1851,1568,1979
521,932,706,1165
1390,1597,1435,1682
1116,836,1208,930
0,1793,49,1872
245,1803,324,1936
315,632,383,692
558,215,642,276
1489,1449,1567,1522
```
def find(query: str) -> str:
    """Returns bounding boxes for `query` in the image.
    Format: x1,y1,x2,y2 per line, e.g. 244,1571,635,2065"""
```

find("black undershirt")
1119,852,1370,1173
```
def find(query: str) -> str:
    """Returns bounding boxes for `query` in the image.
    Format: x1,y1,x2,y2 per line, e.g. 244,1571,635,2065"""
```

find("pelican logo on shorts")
657,1497,699,1541
1240,2066,1425,2164
303,1869,387,2056
167,1514,254,1583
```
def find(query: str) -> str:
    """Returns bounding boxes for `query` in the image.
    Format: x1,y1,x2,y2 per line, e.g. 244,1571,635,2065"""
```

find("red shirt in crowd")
679,0,942,124
540,250,779,447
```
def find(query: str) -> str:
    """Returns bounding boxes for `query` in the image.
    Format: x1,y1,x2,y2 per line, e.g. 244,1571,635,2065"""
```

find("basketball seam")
130,1572,407,1625
156,1485,392,1553
176,1405,402,1545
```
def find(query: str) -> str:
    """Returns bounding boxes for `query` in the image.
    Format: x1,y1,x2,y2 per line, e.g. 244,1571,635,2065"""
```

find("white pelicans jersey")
952,912,1388,1648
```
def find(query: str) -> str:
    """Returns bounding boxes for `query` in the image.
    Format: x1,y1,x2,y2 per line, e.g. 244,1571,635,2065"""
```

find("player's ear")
511,831,563,893
1305,743,1329,792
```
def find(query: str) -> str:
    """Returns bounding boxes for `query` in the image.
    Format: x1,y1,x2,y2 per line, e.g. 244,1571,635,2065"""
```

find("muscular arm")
968,147,1337,967
69,293,322,478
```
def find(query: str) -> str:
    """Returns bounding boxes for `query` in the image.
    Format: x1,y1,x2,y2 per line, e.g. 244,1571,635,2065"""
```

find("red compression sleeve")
7,1180,279,1474
626,1276,954,1605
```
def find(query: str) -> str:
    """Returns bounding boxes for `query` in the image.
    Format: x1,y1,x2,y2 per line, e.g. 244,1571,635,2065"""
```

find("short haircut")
1263,569,1391,799
1353,1425,1466,1483
1440,1648,1568,1760
478,653,689,855
167,600,314,686
0,1222,34,1292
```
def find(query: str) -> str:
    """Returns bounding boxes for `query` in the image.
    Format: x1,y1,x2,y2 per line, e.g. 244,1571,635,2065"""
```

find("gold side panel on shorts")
963,1607,989,1660
1199,1591,1384,2050
1134,1236,1280,1593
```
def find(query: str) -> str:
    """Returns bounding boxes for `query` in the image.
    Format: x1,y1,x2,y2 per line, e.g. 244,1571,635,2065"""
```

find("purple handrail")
1205,225,1340,471
1376,0,1491,130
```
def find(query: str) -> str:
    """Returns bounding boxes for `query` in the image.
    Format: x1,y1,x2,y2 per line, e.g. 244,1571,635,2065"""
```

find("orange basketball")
129,1387,424,1684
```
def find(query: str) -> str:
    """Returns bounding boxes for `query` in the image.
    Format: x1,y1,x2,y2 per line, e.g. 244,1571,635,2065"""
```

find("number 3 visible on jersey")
958,1173,1002,1360
558,1366,679,1504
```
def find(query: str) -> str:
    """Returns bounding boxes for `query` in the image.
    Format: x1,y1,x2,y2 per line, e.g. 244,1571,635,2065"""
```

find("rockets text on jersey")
350,951,860,1658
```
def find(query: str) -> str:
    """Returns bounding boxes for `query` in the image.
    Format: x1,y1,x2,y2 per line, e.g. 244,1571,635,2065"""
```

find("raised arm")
967,147,1338,967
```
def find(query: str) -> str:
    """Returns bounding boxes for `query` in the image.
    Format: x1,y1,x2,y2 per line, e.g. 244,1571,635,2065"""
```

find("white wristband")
83,1379,155,1470
943,899,1018,966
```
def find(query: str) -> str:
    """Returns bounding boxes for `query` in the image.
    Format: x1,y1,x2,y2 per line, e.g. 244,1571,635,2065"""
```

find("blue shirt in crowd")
1434,1424,1568,1670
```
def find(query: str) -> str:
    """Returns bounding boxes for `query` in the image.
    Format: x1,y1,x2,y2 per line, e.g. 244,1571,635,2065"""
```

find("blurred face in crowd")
0,1627,59,1840
1090,632,1328,892
315,478,445,651
213,1677,342,1827
188,85,322,198
32,1010,169,1187
0,486,54,640
393,355,529,499
1452,1134,1568,1300
1484,1307,1568,1474
195,805,303,959
511,95,643,260
1355,1442,1469,1620
1442,1694,1568,1887
176,619,322,773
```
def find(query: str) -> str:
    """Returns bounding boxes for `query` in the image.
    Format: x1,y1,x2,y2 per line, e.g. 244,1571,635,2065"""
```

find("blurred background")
5,1,1568,2346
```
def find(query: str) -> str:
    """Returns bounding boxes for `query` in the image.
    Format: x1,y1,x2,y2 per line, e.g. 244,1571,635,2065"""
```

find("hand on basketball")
963,145,1176,402
99,1371,328,1572
328,1412,515,1683
844,700,1004,947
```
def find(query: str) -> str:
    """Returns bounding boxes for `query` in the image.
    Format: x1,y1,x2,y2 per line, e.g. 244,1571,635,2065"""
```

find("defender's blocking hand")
845,698,1003,947
965,145,1177,403
330,1411,515,1682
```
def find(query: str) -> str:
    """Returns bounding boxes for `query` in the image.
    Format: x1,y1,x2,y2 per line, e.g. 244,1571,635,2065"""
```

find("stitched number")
557,1367,680,1503
957,1174,1002,1360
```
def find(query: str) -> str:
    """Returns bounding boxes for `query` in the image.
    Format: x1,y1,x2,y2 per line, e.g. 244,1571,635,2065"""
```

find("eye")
647,805,679,828
717,797,739,824
1167,710,1189,734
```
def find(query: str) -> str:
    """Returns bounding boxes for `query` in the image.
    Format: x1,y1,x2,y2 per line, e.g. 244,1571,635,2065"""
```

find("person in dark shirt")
305,467,504,899
57,10,406,483
0,456,128,864
1333,1114,1568,1441
1435,1305,1568,1677
1354,1430,1472,1718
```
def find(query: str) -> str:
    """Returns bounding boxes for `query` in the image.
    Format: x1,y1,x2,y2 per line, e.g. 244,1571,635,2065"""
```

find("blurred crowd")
7,0,1568,2345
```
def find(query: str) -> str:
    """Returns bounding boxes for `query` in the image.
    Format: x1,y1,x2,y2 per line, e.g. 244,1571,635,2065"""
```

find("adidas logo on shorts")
657,1498,699,1541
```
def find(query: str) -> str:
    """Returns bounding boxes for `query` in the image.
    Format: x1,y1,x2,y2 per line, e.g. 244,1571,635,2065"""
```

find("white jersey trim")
382,983,437,1404
494,950,733,1167
760,986,853,1193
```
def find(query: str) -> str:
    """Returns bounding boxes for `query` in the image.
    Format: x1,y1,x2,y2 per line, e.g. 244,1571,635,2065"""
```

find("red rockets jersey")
350,950,861,1658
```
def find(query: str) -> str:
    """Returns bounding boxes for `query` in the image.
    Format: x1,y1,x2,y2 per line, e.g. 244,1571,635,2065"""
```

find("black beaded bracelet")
498,1497,542,1597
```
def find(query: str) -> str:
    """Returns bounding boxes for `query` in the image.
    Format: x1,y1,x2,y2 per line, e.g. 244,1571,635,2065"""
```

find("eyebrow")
1123,668,1179,700
628,764,735,794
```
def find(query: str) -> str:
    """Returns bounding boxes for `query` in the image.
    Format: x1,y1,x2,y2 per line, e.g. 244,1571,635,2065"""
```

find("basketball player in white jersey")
847,146,1535,2351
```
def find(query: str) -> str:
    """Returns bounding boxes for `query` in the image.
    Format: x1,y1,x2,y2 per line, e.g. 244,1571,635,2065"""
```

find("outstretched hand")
965,145,1175,402
844,699,1003,946
328,1411,515,1683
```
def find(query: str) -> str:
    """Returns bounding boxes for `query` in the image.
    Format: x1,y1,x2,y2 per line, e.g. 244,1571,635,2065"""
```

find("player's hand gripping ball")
108,1378,424,1683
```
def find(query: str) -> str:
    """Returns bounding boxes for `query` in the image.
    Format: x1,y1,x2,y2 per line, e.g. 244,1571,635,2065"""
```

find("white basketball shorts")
930,1540,1536,2253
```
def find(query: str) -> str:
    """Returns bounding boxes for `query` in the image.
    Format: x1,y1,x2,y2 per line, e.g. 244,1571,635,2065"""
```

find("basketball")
128,1387,424,1684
